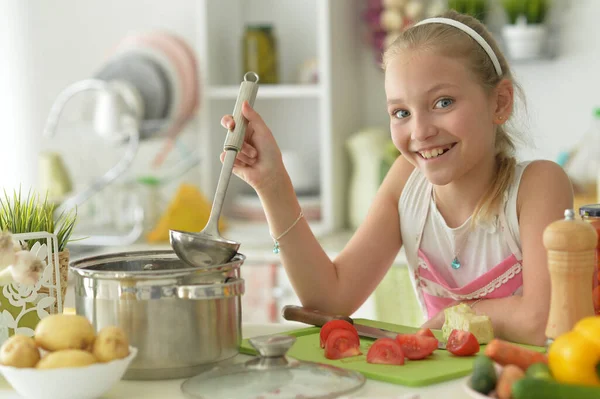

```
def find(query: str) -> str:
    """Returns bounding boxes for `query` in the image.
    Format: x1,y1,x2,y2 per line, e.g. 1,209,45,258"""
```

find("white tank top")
399,161,531,288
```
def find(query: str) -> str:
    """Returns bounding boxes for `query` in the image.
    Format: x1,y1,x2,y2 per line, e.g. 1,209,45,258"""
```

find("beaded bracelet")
270,211,304,254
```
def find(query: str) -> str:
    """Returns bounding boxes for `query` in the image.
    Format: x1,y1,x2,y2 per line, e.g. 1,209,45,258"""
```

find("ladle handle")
223,72,260,152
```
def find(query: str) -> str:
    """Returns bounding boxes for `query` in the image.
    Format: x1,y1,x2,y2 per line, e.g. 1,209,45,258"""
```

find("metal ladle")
170,72,259,268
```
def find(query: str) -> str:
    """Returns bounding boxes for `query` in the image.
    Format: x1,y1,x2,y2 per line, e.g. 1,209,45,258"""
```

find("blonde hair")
383,10,525,226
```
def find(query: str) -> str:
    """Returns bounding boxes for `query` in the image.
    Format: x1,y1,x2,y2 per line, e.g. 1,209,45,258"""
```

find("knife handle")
281,305,353,327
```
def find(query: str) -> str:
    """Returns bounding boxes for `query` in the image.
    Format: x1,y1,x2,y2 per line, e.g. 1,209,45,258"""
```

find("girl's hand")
421,308,446,330
420,300,462,330
220,101,285,193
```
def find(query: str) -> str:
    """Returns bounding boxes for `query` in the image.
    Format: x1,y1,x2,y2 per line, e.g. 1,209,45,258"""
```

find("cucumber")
512,377,600,399
470,355,497,395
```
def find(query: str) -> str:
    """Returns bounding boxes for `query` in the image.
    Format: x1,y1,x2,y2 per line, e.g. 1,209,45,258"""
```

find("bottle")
579,204,600,314
135,176,165,236
543,209,597,347
346,128,389,229
243,25,279,84
562,107,600,211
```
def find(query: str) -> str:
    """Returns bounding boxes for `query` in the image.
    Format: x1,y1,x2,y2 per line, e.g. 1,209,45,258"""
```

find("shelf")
198,0,363,234
207,84,322,99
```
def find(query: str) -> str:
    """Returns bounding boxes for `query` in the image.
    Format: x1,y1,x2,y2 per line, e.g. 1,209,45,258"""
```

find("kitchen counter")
0,323,469,399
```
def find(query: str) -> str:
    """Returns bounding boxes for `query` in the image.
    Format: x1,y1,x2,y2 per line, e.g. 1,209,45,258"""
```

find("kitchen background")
1,0,598,326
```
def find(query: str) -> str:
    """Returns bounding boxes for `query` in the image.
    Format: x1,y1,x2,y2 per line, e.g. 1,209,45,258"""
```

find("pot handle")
176,277,245,300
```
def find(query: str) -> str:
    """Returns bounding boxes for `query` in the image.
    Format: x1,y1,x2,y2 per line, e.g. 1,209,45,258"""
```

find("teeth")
419,146,451,159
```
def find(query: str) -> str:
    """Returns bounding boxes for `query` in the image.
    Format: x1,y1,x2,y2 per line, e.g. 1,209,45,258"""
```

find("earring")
496,115,505,122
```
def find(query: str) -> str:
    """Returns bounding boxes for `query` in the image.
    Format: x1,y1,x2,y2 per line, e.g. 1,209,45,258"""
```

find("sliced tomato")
395,334,438,360
416,328,436,338
324,328,362,360
446,329,480,356
319,319,358,348
366,338,405,365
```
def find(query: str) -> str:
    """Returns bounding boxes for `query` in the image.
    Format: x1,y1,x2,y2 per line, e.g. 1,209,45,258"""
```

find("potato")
92,326,130,362
36,349,97,369
0,335,40,368
34,314,95,352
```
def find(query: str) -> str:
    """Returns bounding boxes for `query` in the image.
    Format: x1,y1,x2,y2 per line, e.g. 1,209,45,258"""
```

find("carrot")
496,364,525,399
484,338,548,372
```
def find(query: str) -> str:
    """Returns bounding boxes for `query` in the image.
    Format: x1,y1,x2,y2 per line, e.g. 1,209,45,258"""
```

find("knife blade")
281,305,446,349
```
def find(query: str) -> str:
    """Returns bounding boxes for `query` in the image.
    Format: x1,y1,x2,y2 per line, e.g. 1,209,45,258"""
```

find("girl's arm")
258,155,415,316
423,160,573,346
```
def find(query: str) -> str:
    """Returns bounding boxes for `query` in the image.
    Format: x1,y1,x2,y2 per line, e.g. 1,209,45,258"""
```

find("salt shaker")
543,209,598,347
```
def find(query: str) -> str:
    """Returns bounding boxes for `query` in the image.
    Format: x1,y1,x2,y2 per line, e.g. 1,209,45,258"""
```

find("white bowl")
0,347,137,399
463,362,503,399
464,377,493,399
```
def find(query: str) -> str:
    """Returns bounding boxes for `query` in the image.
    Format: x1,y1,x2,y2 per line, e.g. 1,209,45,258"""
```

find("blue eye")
435,98,454,109
393,109,411,119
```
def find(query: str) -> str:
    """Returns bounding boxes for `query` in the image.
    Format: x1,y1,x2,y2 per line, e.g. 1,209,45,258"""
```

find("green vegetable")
525,362,553,381
512,377,600,399
470,355,497,395
442,303,494,344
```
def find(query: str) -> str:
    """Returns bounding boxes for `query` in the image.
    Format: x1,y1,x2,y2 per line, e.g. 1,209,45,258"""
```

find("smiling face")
385,49,497,186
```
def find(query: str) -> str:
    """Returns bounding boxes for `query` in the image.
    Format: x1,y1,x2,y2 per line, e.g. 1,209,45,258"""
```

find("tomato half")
395,334,438,360
416,328,436,338
366,338,405,365
319,319,358,348
446,329,480,356
324,329,362,360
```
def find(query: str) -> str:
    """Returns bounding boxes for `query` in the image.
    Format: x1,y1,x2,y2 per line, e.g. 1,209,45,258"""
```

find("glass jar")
579,204,600,315
243,24,279,84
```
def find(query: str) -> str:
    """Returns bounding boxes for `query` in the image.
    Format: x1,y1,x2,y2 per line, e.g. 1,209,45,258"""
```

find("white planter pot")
502,23,548,61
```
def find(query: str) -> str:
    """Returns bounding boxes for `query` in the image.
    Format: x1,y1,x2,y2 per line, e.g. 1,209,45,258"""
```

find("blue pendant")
451,257,461,270
273,242,280,254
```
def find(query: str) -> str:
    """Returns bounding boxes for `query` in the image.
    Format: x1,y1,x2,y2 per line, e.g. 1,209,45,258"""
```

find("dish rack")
42,31,200,247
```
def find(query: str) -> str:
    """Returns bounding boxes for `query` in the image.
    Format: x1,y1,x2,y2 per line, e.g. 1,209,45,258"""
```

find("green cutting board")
240,319,542,387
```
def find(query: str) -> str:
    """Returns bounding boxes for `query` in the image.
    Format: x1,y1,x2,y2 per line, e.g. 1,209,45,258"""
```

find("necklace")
450,229,471,270
433,189,471,270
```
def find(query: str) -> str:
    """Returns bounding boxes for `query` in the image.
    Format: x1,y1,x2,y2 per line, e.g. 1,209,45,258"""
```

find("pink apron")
413,195,524,319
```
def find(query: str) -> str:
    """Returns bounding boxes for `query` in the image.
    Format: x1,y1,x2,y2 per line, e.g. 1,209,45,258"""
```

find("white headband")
414,17,502,76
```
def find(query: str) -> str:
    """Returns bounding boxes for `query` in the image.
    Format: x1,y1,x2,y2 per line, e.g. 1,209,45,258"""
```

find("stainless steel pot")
70,250,246,380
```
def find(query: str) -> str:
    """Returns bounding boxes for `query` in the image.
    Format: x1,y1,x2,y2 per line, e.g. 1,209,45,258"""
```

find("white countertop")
0,323,468,399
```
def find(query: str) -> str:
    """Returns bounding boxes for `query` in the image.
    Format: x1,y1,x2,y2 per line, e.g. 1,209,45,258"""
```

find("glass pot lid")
181,335,365,399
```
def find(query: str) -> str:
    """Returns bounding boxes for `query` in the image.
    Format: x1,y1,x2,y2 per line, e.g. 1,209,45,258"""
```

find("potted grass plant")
0,189,77,308
447,0,489,23
501,0,550,60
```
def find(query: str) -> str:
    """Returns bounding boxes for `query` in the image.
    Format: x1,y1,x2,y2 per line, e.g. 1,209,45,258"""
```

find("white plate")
0,346,137,399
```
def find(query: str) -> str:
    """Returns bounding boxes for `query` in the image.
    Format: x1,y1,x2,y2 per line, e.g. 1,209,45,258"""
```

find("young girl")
220,10,573,346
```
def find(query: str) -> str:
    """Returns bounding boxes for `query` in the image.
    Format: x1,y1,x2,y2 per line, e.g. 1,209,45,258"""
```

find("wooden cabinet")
195,0,363,244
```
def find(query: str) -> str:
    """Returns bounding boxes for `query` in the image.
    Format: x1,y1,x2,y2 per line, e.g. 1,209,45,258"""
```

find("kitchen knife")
282,305,446,349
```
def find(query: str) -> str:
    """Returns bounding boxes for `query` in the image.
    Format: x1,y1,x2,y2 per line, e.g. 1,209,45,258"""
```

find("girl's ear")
492,79,514,125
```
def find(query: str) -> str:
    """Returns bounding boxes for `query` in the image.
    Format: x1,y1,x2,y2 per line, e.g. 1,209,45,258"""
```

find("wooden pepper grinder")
544,209,598,348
